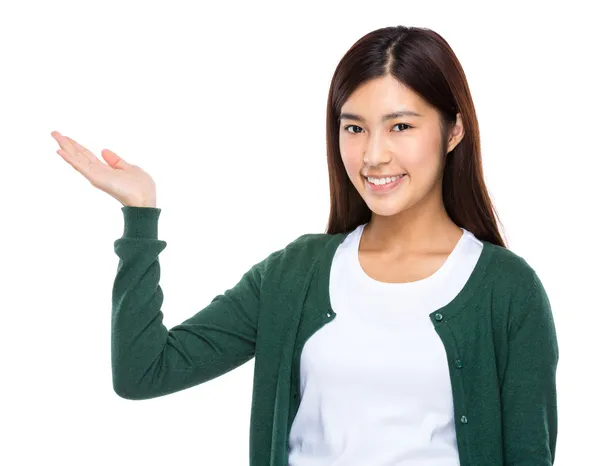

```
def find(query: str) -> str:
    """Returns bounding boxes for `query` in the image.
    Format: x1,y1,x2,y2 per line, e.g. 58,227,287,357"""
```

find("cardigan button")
455,359,463,368
460,415,468,424
434,313,443,321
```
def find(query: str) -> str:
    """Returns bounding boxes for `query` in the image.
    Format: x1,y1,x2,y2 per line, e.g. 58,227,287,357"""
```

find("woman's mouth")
363,174,407,194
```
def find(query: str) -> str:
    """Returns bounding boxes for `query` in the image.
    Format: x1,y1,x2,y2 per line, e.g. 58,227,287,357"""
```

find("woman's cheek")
339,145,362,177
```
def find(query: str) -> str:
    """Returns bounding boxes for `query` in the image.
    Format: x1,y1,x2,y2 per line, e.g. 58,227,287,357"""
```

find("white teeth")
366,175,403,185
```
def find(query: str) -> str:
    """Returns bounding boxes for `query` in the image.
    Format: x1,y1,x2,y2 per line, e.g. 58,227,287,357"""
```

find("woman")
52,25,558,466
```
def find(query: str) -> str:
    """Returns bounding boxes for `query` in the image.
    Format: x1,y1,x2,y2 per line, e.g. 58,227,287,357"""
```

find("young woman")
52,25,559,466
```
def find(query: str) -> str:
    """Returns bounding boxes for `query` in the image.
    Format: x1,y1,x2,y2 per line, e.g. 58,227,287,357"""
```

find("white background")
1,0,597,464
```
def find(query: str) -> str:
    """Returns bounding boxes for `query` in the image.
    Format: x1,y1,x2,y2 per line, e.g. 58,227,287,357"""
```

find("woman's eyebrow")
339,110,424,122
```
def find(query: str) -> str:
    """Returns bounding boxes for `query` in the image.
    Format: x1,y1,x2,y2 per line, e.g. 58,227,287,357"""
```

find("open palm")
51,131,157,208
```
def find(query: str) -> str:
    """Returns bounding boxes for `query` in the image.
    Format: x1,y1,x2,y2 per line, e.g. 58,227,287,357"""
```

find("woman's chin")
363,198,408,217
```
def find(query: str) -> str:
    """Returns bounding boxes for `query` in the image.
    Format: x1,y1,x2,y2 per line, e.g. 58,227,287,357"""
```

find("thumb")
102,149,130,169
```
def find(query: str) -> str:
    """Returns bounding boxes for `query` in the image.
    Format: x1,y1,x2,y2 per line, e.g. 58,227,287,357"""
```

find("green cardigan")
112,206,559,465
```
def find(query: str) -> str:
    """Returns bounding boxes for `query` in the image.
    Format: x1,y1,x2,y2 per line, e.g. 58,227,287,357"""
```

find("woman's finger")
64,135,96,160
52,132,76,158
62,134,101,167
52,132,104,181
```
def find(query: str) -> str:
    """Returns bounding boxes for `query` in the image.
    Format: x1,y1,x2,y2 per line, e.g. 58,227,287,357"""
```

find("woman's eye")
393,123,411,131
344,124,363,134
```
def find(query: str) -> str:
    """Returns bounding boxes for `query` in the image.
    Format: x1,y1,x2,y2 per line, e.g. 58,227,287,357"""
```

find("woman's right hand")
51,131,157,208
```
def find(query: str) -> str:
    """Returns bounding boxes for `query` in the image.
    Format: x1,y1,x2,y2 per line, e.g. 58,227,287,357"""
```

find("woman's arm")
111,206,276,400
500,271,559,465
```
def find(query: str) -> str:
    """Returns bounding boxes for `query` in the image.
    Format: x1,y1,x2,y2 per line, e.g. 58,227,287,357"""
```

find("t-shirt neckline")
351,223,468,289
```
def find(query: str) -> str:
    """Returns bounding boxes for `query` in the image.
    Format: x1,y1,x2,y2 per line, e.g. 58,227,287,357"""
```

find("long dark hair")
324,25,507,248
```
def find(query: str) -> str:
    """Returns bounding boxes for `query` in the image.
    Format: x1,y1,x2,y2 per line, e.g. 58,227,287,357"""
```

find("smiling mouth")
362,173,407,192
363,173,406,183
363,173,407,178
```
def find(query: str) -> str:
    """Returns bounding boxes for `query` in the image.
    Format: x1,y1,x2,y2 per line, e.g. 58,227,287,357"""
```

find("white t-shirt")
288,223,484,466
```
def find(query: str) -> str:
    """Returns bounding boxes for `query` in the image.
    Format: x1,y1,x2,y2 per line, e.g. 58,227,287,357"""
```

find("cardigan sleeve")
500,271,559,465
111,206,280,400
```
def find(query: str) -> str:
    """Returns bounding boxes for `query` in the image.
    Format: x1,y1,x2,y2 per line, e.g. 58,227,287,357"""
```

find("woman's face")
339,74,462,218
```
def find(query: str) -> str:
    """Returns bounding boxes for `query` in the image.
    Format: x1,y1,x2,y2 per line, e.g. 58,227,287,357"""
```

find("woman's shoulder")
485,241,543,287
259,232,345,278
483,242,553,325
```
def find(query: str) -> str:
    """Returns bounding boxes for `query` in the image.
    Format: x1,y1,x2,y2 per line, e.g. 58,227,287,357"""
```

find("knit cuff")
121,206,161,239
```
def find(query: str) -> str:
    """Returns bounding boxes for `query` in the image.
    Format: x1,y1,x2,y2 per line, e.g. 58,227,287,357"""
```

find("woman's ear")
446,112,465,153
